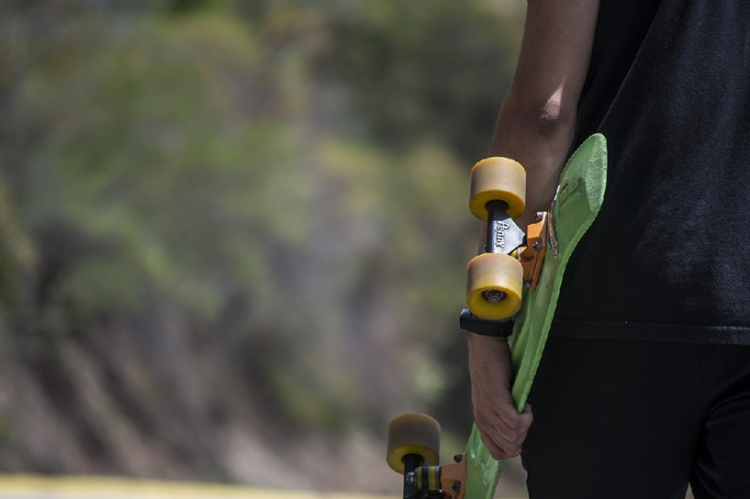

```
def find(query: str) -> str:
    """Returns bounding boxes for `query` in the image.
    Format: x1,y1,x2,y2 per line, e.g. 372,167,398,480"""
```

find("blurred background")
0,0,527,496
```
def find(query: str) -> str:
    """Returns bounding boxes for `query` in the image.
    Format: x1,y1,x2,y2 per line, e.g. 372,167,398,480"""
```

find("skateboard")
387,134,607,499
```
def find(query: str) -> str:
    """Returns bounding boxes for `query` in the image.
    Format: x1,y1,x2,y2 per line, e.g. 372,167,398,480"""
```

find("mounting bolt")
483,290,506,304
533,241,542,251
454,454,463,463
453,482,462,493
535,212,543,222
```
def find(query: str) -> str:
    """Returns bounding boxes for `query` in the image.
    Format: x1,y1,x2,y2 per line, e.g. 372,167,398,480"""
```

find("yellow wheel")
466,252,523,320
469,157,526,221
386,413,441,474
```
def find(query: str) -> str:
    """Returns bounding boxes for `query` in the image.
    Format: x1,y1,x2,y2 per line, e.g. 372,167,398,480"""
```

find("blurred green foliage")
315,0,523,156
0,0,524,479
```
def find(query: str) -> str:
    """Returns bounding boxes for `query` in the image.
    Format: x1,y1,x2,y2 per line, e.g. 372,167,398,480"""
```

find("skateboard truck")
461,209,549,336
387,414,466,499
401,454,466,499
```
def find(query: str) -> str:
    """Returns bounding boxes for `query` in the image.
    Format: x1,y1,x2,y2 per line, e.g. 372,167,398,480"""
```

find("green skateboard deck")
463,133,608,499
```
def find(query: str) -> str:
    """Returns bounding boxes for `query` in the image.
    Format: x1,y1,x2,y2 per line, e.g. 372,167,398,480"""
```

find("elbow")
533,95,573,138
499,89,577,142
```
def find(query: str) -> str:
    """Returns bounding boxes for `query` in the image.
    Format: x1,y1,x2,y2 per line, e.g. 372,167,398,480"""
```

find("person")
467,0,750,497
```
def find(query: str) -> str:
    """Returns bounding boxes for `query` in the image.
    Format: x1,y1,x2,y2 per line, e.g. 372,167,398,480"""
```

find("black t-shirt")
553,0,750,344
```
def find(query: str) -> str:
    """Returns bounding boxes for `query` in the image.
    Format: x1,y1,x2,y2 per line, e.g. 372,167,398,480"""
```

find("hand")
467,333,533,460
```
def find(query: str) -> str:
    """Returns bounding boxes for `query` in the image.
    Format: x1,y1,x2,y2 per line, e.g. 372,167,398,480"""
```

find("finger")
477,425,521,460
490,405,533,440
477,410,528,457
489,418,528,448
496,402,534,434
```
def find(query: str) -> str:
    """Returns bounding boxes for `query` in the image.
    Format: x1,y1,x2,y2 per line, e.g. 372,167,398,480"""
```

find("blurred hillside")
0,0,525,493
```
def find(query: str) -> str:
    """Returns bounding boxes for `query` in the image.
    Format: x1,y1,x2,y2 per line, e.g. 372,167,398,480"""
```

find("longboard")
464,133,607,498
386,134,607,499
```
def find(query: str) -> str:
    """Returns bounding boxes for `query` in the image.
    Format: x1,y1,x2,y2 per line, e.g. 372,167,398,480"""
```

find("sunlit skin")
468,0,601,460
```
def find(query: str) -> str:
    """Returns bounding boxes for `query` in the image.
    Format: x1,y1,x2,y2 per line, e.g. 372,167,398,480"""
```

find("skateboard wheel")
466,252,523,320
386,413,441,474
469,157,526,221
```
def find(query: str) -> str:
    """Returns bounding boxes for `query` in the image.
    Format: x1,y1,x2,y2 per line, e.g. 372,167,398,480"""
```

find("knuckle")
475,414,490,429
507,442,522,455
501,415,520,430
508,430,528,446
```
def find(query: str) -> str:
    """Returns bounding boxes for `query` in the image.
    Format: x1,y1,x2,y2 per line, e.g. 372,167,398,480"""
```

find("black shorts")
522,335,750,499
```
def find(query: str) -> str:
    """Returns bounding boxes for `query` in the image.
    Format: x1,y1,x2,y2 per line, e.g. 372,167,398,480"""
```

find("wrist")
467,331,509,347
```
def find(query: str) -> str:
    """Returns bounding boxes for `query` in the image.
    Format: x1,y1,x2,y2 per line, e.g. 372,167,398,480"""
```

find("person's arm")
469,0,600,460
494,0,600,228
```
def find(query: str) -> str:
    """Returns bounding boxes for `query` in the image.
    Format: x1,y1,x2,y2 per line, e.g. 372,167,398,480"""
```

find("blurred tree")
312,0,524,158
0,0,526,490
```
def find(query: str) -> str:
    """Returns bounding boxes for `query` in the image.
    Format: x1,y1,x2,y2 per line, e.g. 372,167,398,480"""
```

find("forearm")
486,0,599,229
489,92,577,229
